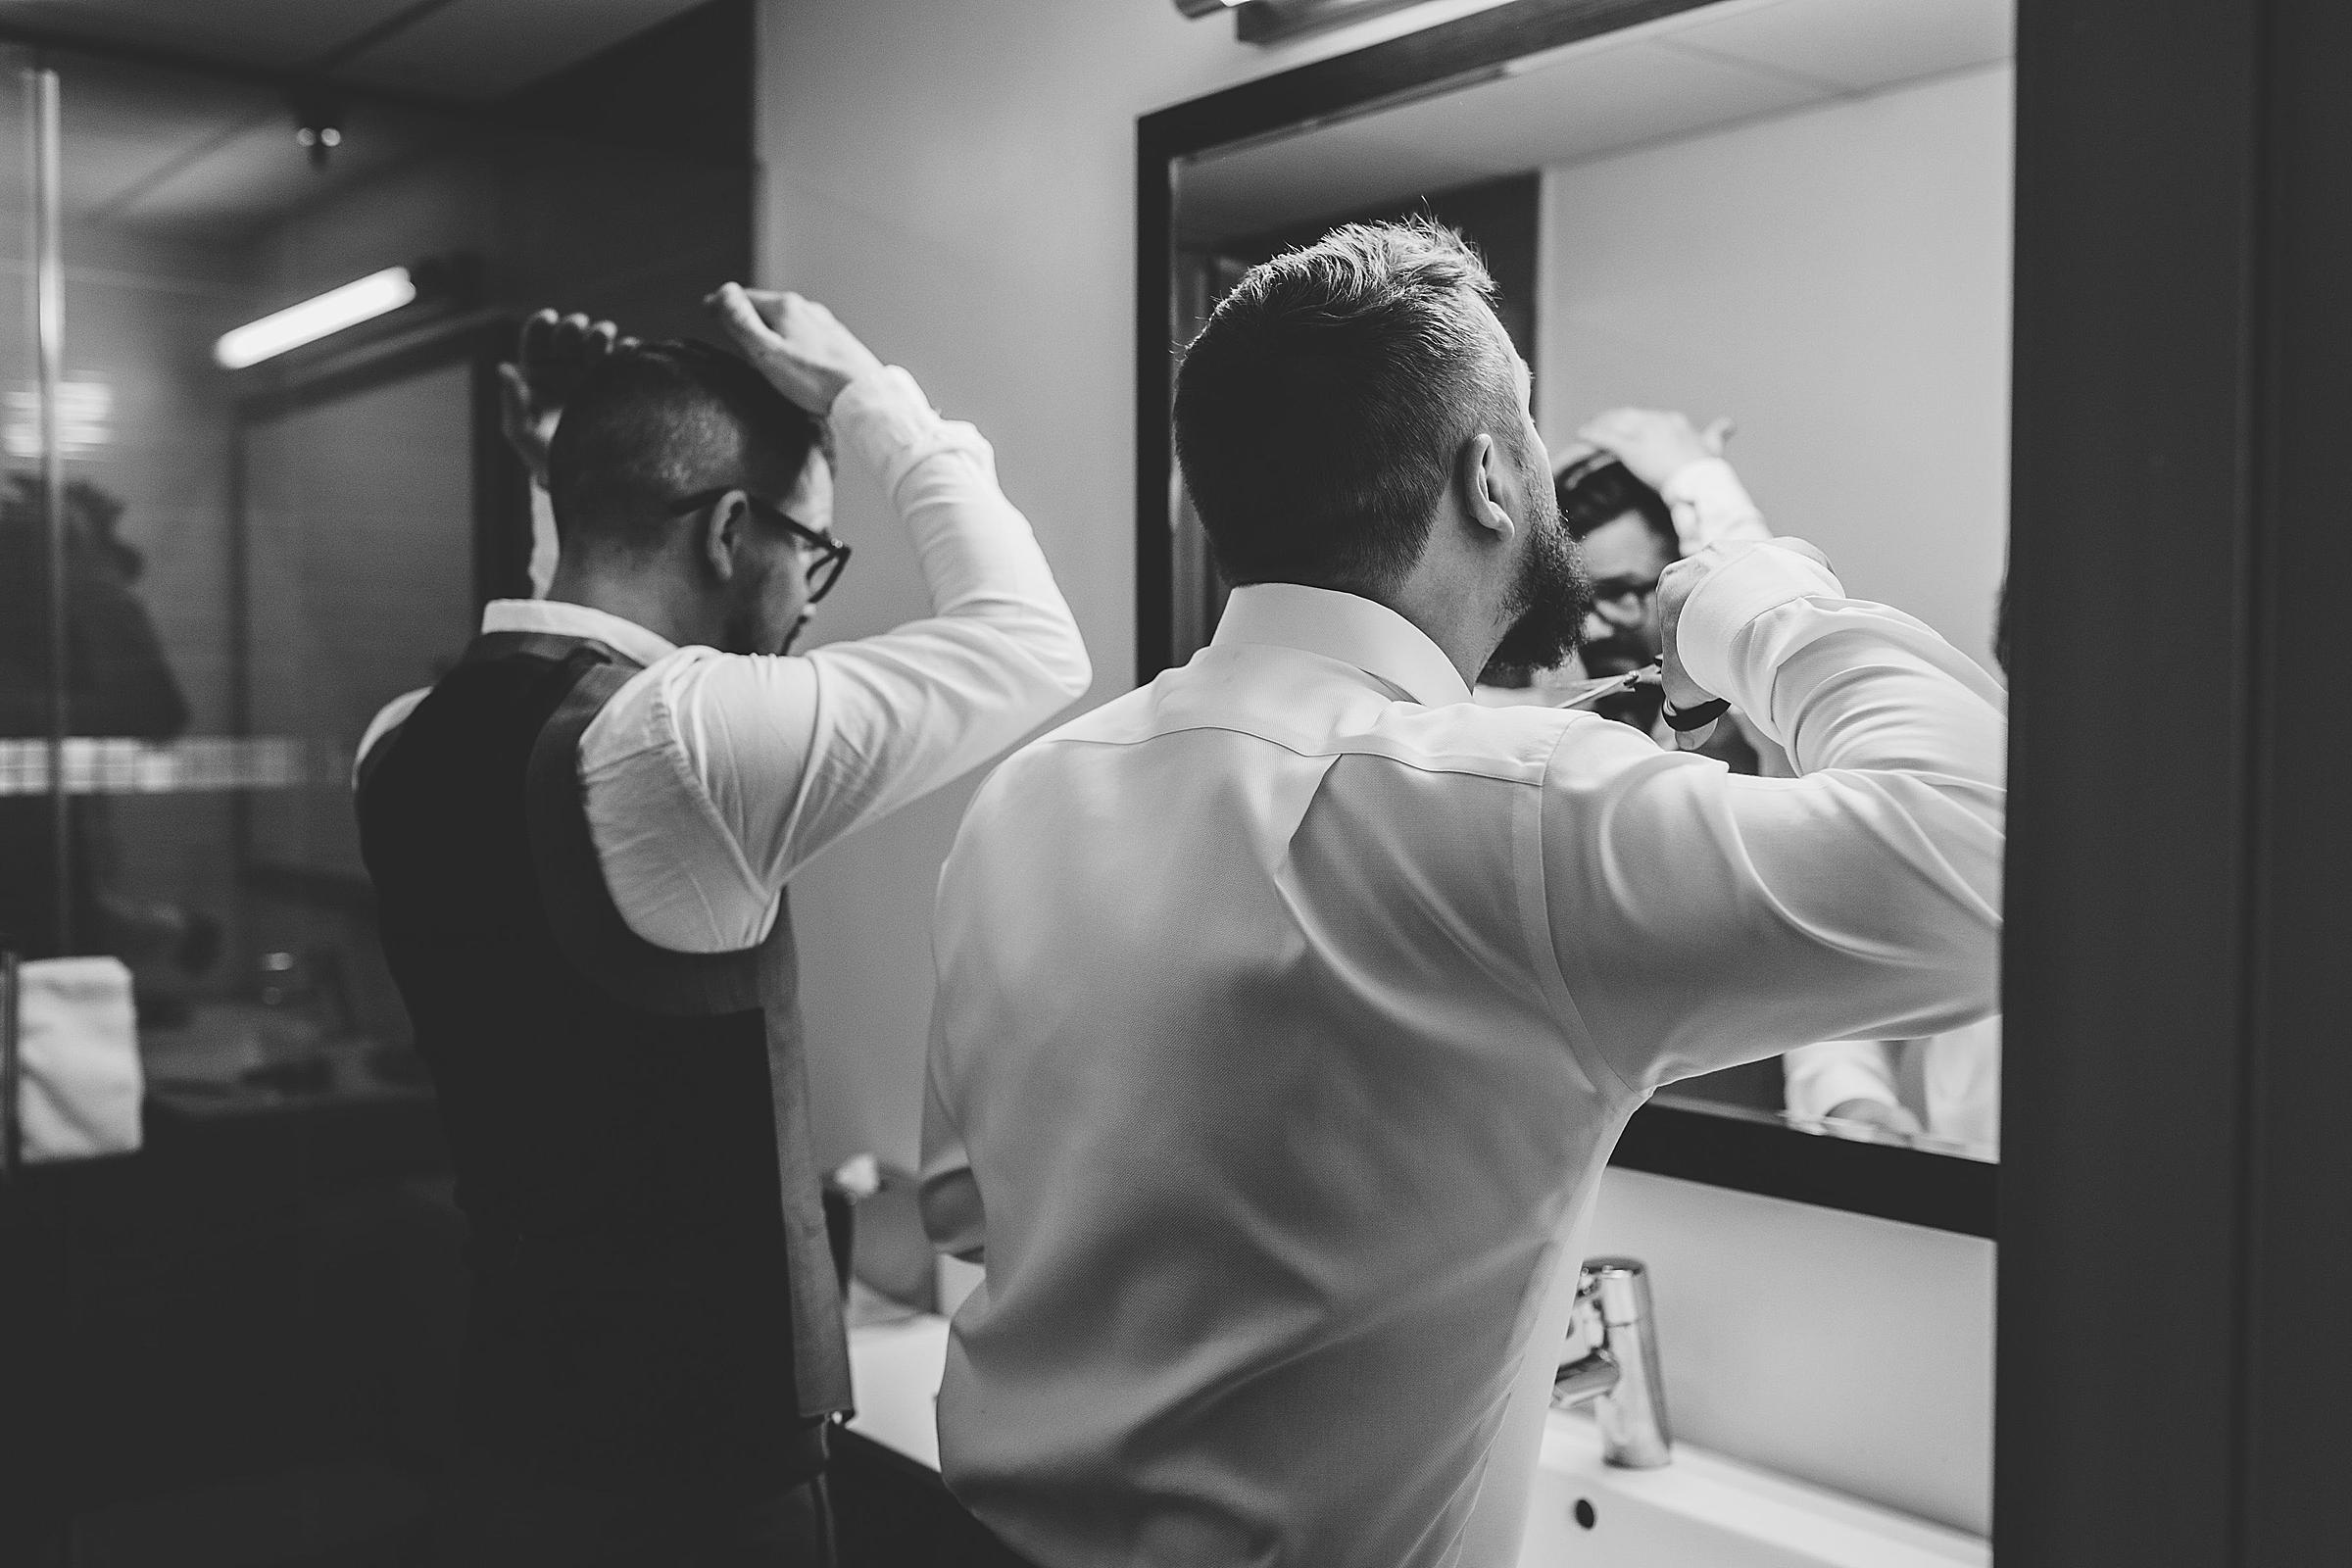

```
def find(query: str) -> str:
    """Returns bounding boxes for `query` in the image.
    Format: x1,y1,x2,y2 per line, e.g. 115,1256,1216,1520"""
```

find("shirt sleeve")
1661,457,1772,552
1540,540,2005,1092
353,687,429,786
585,365,1093,953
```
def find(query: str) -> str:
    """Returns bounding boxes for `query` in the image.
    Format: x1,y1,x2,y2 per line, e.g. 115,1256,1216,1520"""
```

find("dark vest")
355,631,851,1492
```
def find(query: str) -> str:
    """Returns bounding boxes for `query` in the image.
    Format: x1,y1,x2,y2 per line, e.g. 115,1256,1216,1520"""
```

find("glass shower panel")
3,55,65,965
4,32,757,1556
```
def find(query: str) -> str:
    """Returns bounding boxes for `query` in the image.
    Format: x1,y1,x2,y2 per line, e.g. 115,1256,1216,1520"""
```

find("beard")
1577,623,1657,679
1488,448,1592,673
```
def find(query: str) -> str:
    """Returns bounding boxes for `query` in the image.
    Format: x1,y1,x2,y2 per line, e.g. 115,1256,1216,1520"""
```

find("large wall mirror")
1139,0,2012,1235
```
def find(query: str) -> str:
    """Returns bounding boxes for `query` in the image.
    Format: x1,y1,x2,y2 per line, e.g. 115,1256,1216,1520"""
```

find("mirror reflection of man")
355,289,1090,1566
918,220,2003,1568
1783,584,2011,1149
1478,409,1780,772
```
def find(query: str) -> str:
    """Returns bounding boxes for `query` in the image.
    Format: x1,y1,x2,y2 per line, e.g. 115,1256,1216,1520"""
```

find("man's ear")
702,491,748,582
1454,432,1516,544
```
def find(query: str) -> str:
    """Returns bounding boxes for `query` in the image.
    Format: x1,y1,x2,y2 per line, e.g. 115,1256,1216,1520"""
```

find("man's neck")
543,561,714,650
1363,580,1503,691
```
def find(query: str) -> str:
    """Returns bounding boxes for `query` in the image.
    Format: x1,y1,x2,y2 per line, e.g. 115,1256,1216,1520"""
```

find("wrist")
831,365,937,479
1658,454,1732,504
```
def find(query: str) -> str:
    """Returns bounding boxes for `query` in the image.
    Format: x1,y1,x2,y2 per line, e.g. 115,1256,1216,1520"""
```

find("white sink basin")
1521,1411,1985,1568
846,1312,1987,1568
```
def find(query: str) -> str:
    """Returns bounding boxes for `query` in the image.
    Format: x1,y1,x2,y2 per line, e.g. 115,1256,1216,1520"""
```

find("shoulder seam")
1037,715,1562,787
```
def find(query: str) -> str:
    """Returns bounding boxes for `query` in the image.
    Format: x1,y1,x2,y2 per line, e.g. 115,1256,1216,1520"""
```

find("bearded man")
918,221,2005,1568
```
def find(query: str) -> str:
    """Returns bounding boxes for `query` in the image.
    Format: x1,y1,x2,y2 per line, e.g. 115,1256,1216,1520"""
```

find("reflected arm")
1662,457,1771,552
1543,543,2006,1092
1783,1038,1902,1119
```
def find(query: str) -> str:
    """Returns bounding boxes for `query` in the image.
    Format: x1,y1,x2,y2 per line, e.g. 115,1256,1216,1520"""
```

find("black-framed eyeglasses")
1590,573,1662,610
668,486,852,603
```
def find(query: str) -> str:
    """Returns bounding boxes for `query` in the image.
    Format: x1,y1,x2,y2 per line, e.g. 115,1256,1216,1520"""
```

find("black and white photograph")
1,1,2344,1565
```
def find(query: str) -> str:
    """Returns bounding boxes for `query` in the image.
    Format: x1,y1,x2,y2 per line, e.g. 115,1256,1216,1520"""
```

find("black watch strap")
1661,696,1731,733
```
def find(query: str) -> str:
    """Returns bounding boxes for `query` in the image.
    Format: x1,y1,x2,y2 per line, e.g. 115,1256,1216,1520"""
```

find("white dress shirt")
921,545,2003,1568
359,365,1091,954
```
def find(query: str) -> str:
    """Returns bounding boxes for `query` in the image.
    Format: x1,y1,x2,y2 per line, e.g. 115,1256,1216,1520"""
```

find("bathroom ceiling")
1176,0,2015,242
0,0,713,101
0,0,717,241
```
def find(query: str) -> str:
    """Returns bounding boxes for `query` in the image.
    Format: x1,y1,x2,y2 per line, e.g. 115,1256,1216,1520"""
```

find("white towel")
15,956,143,1162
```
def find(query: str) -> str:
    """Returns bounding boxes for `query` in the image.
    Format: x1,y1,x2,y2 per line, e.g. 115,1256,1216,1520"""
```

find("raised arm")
1578,406,1771,553
591,288,1090,952
498,310,637,598
1542,541,2005,1092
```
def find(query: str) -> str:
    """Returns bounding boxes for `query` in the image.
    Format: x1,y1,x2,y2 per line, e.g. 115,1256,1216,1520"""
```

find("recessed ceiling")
27,53,458,241
1176,0,2015,242
0,0,715,241
0,0,713,101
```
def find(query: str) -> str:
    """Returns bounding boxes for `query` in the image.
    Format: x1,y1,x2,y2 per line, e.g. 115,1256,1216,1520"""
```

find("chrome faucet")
1550,1256,1672,1468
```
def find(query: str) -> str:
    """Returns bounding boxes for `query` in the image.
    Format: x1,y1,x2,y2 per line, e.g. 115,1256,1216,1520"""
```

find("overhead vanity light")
213,267,417,369
1173,0,1432,43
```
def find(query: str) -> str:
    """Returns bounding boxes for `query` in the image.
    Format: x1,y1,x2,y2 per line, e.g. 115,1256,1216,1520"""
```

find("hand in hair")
1576,407,1734,494
705,283,886,416
499,310,636,487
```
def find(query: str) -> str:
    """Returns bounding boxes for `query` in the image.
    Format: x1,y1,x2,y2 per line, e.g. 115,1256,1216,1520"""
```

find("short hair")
1553,451,1677,555
547,339,824,552
1173,219,1520,595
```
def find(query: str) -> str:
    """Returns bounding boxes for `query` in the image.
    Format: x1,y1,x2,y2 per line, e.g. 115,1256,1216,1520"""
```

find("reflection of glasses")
667,487,852,603
1590,574,1661,610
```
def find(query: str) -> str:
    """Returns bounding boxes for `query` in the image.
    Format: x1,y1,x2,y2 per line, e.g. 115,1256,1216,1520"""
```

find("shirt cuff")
1675,540,1844,704
832,365,978,502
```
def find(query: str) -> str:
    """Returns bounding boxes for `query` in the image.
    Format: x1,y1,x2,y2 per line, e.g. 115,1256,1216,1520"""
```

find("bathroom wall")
757,0,1995,1536
1589,1167,1993,1534
1541,64,2013,668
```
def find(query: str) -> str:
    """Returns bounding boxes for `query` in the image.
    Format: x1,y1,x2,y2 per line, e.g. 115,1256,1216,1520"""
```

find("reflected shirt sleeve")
1541,541,2007,1091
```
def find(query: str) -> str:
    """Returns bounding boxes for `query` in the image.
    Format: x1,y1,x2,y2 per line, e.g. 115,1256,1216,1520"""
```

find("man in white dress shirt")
919,221,2002,1567
355,288,1088,1565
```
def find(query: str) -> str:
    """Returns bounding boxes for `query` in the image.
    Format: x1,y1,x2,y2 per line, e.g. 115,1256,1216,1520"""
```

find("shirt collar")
1210,584,1471,708
481,598,679,668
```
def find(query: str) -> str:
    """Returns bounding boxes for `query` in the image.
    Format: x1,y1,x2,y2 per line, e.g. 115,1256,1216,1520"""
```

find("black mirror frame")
1134,0,1996,1239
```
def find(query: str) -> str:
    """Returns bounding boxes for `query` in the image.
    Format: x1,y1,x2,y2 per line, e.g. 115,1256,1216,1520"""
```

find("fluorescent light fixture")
1179,0,1434,42
214,267,416,368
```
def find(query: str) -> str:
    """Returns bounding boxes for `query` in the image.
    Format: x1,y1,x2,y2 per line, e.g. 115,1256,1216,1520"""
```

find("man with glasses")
354,286,1090,1566
1478,407,1776,770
